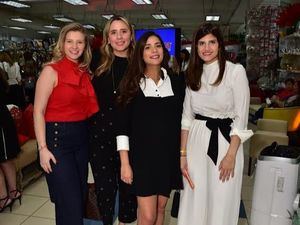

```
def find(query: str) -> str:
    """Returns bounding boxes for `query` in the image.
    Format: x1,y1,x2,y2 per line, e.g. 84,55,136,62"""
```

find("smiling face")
108,20,132,57
197,33,219,64
143,35,164,67
63,31,85,62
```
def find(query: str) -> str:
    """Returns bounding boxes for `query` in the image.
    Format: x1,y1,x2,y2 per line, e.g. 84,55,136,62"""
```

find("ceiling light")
44,25,60,29
53,15,74,23
9,26,26,30
37,31,51,34
131,0,152,4
206,15,220,21
162,23,174,27
11,17,32,23
64,0,88,5
102,14,114,20
152,14,168,20
0,1,30,8
83,24,95,29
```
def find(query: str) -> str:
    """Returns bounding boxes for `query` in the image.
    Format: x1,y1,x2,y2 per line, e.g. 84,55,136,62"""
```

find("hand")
121,164,133,185
218,154,235,182
39,148,57,174
180,156,188,175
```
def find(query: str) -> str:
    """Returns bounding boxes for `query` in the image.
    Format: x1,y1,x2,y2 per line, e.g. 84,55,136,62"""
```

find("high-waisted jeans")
45,120,88,225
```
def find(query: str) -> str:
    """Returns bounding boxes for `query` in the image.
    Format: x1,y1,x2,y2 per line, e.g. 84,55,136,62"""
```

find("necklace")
111,66,117,94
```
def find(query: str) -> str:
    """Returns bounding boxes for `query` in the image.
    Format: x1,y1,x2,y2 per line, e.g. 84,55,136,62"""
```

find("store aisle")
0,137,254,225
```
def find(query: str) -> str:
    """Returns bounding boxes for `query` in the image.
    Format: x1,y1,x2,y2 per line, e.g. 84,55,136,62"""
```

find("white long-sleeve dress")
177,60,253,225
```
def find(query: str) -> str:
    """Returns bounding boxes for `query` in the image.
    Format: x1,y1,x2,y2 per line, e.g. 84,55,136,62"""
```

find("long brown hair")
118,31,170,106
187,23,226,91
95,15,135,76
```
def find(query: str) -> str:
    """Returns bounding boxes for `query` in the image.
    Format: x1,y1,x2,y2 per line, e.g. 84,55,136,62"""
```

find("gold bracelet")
180,149,187,157
38,144,47,151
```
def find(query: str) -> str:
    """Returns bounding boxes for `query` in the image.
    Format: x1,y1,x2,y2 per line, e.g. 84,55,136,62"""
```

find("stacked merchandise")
246,6,280,87
278,3,300,81
279,27,300,81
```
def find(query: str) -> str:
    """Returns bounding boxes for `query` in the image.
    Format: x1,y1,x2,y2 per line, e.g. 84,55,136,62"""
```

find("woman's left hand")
218,155,235,182
121,163,133,185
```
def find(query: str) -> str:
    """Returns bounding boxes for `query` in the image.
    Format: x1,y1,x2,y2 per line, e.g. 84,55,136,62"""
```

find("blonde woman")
89,16,137,225
34,22,99,225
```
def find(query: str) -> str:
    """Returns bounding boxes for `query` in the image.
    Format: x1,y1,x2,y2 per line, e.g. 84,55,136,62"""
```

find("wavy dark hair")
118,31,170,106
187,23,226,91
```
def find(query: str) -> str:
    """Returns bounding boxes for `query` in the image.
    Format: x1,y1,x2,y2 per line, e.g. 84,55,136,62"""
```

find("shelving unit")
245,6,280,79
278,29,300,81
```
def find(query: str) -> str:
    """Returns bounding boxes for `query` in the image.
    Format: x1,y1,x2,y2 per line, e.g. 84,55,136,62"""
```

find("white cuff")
116,135,129,151
230,128,254,143
6,104,19,111
181,118,192,130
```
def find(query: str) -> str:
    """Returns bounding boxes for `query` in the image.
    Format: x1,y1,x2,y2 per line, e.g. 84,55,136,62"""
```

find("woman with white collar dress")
116,31,183,225
177,23,253,225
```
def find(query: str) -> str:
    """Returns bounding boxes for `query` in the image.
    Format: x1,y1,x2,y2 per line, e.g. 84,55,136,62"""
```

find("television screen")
135,28,181,59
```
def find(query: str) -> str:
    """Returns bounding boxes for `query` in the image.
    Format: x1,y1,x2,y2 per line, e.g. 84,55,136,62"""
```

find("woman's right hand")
121,163,133,185
180,156,188,175
39,148,57,174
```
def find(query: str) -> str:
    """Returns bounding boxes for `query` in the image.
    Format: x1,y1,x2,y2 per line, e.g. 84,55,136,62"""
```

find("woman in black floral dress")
89,16,137,225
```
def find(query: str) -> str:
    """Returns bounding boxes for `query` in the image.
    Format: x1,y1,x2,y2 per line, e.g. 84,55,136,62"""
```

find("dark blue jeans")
45,121,88,225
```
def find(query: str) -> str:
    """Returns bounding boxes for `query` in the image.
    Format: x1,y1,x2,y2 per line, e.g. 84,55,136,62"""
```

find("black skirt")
0,104,21,163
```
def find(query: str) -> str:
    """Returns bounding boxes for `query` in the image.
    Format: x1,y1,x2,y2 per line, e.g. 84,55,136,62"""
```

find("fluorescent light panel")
83,24,95,29
9,26,26,30
64,0,88,5
132,0,152,4
44,25,60,29
11,18,32,23
0,1,30,8
162,23,174,27
206,15,220,21
53,15,74,22
152,14,168,20
102,14,114,20
37,31,51,34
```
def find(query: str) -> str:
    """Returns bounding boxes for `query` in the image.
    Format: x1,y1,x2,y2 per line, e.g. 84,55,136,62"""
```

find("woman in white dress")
177,23,253,225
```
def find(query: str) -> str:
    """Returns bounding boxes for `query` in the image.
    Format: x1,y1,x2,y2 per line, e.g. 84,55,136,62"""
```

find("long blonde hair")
95,15,135,76
51,22,92,69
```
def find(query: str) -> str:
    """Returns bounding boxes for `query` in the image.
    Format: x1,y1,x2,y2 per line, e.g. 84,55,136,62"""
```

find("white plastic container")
250,145,300,225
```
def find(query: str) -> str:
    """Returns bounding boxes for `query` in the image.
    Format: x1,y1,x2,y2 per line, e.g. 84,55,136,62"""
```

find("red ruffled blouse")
45,57,99,122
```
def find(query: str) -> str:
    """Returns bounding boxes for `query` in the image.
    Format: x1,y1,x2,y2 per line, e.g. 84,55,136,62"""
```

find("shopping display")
246,6,280,81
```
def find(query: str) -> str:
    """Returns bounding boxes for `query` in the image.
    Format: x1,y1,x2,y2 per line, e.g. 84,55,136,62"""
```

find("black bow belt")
195,114,233,165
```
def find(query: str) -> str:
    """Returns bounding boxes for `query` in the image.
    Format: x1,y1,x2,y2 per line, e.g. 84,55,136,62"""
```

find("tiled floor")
0,124,256,225
0,165,254,225
0,173,252,225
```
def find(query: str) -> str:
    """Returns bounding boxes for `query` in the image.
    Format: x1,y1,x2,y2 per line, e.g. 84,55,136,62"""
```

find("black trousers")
89,110,137,225
45,121,88,225
89,140,137,225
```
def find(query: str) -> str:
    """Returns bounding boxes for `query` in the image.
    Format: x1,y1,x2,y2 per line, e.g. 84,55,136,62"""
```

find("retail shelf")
277,69,300,73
